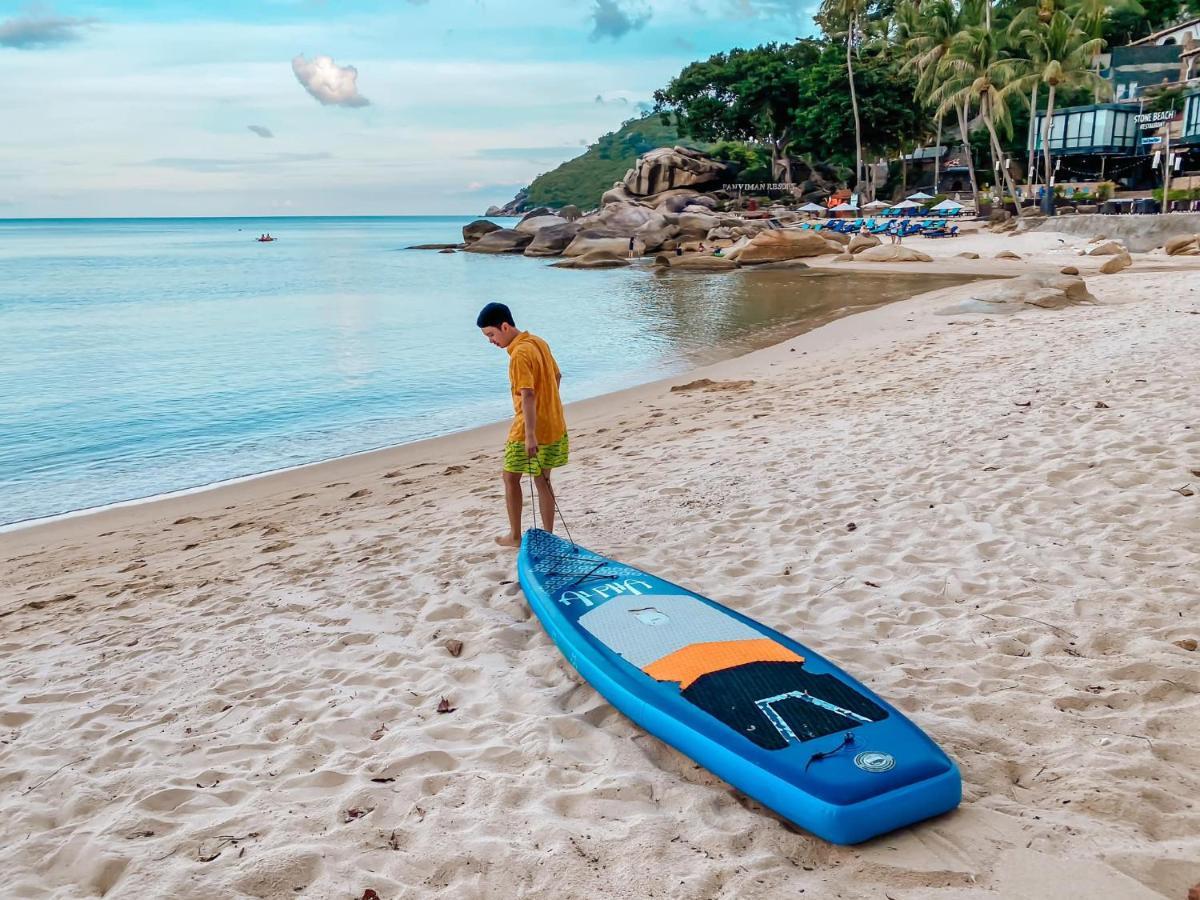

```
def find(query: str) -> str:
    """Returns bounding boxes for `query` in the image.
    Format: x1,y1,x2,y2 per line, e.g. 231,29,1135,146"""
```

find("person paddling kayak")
476,302,568,548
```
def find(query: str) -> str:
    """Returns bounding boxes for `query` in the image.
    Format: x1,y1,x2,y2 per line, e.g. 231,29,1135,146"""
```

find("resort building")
1023,18,1200,202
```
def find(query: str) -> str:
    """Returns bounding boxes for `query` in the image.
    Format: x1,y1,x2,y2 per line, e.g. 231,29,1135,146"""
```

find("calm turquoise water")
0,217,969,527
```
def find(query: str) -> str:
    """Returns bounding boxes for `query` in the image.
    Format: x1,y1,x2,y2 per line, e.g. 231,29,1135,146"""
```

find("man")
476,302,568,548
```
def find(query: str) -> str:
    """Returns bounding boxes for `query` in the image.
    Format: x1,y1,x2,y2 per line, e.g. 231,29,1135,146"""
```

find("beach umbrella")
930,199,964,211
907,191,934,201
892,200,922,209
862,199,891,209
797,202,826,212
829,202,858,212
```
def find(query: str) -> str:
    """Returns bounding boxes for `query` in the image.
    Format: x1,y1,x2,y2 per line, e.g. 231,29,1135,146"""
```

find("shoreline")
2,256,1197,897
0,272,979,550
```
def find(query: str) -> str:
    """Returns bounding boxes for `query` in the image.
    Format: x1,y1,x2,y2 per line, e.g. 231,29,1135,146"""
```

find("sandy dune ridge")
2,252,1199,898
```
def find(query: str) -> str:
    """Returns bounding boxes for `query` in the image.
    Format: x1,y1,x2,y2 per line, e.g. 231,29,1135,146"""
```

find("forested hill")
520,116,705,211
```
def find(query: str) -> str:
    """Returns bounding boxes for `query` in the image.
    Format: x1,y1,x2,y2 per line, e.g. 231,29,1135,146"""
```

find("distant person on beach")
477,302,568,548
628,236,636,258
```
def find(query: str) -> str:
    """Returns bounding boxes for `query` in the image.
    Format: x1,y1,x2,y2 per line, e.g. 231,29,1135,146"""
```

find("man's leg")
496,470,522,547
533,470,554,532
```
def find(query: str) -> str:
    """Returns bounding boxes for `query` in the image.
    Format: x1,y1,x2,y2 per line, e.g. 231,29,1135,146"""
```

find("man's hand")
524,436,538,460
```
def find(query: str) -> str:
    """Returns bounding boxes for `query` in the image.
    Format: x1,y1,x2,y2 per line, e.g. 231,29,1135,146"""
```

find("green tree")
790,45,926,176
1016,10,1107,198
897,0,985,206
817,0,871,198
930,23,1026,211
652,42,820,182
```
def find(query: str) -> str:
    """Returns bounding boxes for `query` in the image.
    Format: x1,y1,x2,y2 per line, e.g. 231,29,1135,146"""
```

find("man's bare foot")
494,533,520,548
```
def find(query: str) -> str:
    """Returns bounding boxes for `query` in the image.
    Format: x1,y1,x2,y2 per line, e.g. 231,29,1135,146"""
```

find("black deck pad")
682,661,889,750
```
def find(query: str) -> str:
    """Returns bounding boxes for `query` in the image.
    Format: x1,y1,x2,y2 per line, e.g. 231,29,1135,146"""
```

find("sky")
1,1,818,217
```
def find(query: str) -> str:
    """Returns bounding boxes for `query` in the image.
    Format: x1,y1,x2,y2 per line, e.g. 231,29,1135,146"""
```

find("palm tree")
1017,10,1107,204
930,23,1026,214
819,0,870,200
898,0,985,206
1007,0,1063,192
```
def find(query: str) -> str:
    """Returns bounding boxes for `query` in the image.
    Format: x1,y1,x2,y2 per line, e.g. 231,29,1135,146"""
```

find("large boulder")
591,202,658,236
939,272,1096,314
514,215,568,235
559,204,582,221
462,228,532,253
720,236,753,261
551,250,630,269
856,245,934,263
822,230,850,246
1087,240,1126,256
601,183,640,206
848,233,881,254
654,254,737,271
736,230,838,265
648,188,703,212
1099,252,1132,274
624,146,729,197
635,218,681,254
563,234,631,258
731,221,773,239
675,211,721,237
524,222,582,257
463,219,502,243
519,207,554,222
740,259,813,270
1165,234,1200,256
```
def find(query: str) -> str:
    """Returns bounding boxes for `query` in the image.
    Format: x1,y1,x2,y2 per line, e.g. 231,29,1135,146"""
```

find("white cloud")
291,54,370,108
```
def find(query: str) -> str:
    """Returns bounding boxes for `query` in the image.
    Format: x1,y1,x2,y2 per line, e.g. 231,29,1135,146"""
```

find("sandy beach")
2,227,1199,899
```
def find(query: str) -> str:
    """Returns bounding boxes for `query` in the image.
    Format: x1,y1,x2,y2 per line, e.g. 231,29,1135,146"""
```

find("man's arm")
521,388,538,456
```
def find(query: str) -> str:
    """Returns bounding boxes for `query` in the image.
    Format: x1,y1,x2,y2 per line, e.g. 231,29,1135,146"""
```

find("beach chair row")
797,219,960,238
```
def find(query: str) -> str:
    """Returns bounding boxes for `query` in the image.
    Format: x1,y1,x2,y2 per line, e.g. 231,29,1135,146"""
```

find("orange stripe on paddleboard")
643,638,803,689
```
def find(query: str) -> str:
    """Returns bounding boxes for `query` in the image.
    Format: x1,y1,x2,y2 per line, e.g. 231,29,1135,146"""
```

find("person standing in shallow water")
476,302,568,548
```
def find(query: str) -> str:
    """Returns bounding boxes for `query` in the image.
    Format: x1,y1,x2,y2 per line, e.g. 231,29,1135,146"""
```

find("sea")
0,216,971,527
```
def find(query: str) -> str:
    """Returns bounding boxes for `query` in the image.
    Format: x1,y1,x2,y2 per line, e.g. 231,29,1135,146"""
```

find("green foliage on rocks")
523,117,706,211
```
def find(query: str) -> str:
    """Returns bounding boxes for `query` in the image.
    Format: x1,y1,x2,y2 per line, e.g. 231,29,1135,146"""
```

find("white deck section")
577,594,763,668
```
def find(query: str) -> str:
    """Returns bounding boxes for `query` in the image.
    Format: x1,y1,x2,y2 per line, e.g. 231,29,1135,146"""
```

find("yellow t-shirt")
506,332,566,444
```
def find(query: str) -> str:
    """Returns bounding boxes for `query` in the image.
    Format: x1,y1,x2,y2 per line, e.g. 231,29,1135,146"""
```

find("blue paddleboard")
517,529,961,844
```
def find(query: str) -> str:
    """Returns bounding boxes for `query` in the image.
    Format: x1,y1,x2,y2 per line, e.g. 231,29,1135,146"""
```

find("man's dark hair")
476,302,515,329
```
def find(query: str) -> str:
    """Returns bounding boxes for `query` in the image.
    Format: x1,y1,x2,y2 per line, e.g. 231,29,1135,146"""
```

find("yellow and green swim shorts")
503,433,569,476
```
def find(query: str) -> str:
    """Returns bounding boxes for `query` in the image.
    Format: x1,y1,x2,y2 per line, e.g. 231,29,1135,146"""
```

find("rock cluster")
1165,234,1200,256
853,245,933,263
1099,252,1132,274
622,146,729,196
938,272,1097,314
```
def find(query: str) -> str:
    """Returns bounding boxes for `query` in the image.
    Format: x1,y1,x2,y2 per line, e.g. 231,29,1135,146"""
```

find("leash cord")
523,450,577,550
